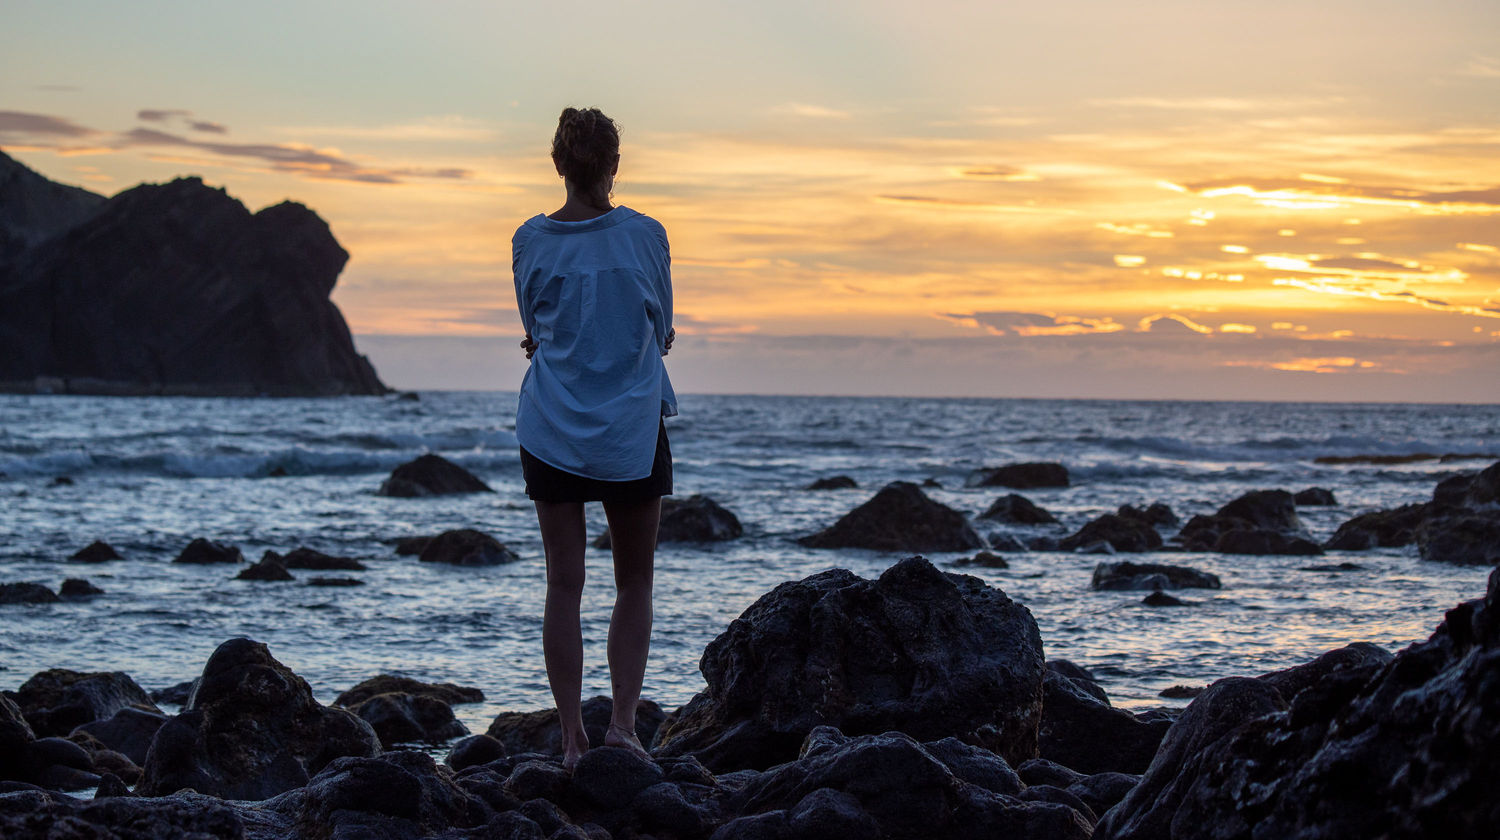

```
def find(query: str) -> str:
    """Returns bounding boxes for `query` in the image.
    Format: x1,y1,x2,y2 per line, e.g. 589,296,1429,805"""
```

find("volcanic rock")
337,675,485,708
68,540,121,563
953,550,1009,568
1142,591,1189,607
1176,489,1322,555
307,576,363,586
172,537,243,564
136,637,380,799
58,578,103,597
417,528,520,566
278,547,366,570
979,493,1058,524
1293,487,1337,506
6,669,157,737
1255,642,1392,704
594,494,744,548
350,692,469,747
1324,503,1431,549
74,706,168,766
653,556,1044,771
1039,669,1172,774
1092,562,1222,591
279,750,488,839
798,481,983,552
1060,513,1163,553
1417,510,1500,566
0,156,387,396
394,535,433,556
805,475,857,490
235,552,294,581
379,453,492,497
0,582,58,604
968,462,1070,489
485,696,665,756
0,788,247,838
1117,502,1178,527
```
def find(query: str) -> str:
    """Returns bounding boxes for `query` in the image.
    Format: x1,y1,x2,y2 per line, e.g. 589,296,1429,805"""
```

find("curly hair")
552,107,620,206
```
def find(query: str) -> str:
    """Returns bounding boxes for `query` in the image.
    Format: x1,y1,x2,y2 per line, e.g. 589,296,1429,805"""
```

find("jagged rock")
595,494,744,548
6,669,157,737
967,462,1070,489
805,475,857,490
67,540,120,563
0,582,58,604
1325,503,1430,549
1142,591,1189,607
1255,642,1392,704
379,453,493,497
0,156,387,396
235,552,294,581
486,696,665,756
654,557,1044,772
1095,569,1500,840
172,537,243,564
58,578,103,597
979,493,1058,524
1069,771,1141,817
418,528,520,566
1117,502,1178,527
278,547,366,570
350,692,469,747
74,706,168,765
1039,669,1172,774
1176,490,1322,555
1293,487,1337,506
137,638,380,799
0,696,36,782
798,482,983,552
1060,514,1163,553
1092,562,1221,591
337,675,485,708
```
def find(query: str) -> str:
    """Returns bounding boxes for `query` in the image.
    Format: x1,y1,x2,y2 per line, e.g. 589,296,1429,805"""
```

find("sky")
3,0,1498,401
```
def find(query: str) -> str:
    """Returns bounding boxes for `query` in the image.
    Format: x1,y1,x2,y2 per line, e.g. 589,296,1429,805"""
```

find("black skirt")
519,420,672,503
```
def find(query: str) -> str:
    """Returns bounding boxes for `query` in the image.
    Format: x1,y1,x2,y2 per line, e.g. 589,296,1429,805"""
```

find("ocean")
1,392,1495,737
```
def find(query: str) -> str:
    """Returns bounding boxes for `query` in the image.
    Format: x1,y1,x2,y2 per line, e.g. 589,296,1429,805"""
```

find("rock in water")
349,692,469,747
0,581,59,604
979,493,1058,524
0,153,387,396
172,537,243,565
1095,569,1500,840
417,529,520,565
798,481,983,552
67,540,121,563
235,552,294,581
653,556,1044,772
1039,670,1171,775
805,475,858,490
1293,487,1337,506
137,637,380,799
379,453,492,497
336,675,485,708
1176,489,1323,555
278,547,366,570
1092,562,1221,591
58,578,104,597
968,462,1070,489
1324,503,1431,549
595,494,744,548
1060,514,1163,553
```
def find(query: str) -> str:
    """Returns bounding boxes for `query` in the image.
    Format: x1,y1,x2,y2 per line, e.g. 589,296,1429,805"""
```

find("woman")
512,107,676,769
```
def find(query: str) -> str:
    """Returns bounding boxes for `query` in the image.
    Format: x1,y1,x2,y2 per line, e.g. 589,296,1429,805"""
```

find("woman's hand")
663,327,675,356
520,334,536,359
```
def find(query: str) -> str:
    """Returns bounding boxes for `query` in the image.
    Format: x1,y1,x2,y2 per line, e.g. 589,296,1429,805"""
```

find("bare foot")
561,731,590,773
605,722,652,761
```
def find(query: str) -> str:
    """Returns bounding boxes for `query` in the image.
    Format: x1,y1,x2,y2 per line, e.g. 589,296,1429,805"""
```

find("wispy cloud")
1088,95,1345,112
0,110,97,138
272,116,499,142
771,103,852,120
938,310,1124,336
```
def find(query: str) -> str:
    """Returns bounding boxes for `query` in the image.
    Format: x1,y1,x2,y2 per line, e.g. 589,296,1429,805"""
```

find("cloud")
953,165,1039,182
190,121,228,134
272,117,499,142
1184,177,1500,213
116,126,472,184
0,110,98,138
1138,313,1214,334
137,109,191,123
771,103,852,120
1271,277,1500,319
938,310,1124,336
1224,356,1379,373
673,312,758,335
875,194,1076,214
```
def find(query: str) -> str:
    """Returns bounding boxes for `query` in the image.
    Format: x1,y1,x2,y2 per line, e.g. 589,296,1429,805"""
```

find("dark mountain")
0,149,387,396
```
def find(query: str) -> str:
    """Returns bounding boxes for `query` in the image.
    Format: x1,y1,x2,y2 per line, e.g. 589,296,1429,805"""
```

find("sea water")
1,392,1495,735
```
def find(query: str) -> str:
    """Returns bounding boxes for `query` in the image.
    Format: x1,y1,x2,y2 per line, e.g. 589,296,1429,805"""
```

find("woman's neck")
549,183,613,221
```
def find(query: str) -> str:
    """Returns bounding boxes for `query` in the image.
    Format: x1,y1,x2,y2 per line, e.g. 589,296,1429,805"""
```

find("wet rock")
351,692,469,747
172,537,243,564
379,453,493,497
307,576,362,586
987,532,1029,552
654,557,1044,772
1039,669,1171,774
979,493,1058,524
51,476,74,486
418,528,521,566
798,482,983,552
235,552,294,581
58,578,103,597
68,540,121,563
805,475,857,490
446,733,506,770
1176,490,1322,555
1142,591,1188,607
1019,784,1097,824
486,696,665,756
595,494,745,548
1158,685,1204,699
1417,510,1500,566
968,462,1070,489
0,582,58,604
1092,561,1221,591
1060,513,1163,553
137,637,380,799
337,674,485,708
952,550,1008,568
394,535,434,556
1118,502,1178,527
285,750,488,838
1325,502,1431,549
74,706,168,765
1215,528,1323,555
572,745,665,809
278,546,366,570
1293,487,1337,506
635,780,713,837
6,669,157,737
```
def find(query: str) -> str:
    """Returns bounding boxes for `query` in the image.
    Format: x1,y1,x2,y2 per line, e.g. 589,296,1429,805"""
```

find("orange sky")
3,1,1497,400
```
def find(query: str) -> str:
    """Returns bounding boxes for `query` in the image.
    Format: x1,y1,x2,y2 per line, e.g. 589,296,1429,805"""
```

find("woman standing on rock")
512,106,676,770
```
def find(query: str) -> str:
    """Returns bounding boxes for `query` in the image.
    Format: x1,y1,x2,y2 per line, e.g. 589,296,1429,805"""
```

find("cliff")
0,149,388,396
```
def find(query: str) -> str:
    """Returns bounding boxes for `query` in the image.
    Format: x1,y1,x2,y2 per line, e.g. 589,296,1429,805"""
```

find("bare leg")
601,496,660,756
536,500,590,769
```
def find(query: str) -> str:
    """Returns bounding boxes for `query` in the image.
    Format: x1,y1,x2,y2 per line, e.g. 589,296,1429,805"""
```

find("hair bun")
552,107,619,203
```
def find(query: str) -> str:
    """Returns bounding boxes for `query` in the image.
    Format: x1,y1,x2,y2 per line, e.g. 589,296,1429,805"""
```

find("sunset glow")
3,0,1496,400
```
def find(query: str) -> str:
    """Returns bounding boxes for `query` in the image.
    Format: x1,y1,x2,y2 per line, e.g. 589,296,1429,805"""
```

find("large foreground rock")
798,482,983,552
137,638,380,800
654,556,1044,772
594,494,744,548
1038,669,1173,775
0,154,387,396
1095,568,1500,839
379,453,493,497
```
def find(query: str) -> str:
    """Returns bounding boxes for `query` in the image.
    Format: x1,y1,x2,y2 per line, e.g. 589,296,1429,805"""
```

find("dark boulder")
379,453,493,497
805,475,857,490
6,669,157,737
281,751,488,839
418,528,520,566
798,482,983,552
350,692,469,747
278,547,366,570
149,680,197,706
445,733,506,770
0,695,35,781
979,493,1058,524
58,578,103,597
0,788,247,838
571,745,665,810
1417,510,1500,566
1142,591,1189,607
1325,503,1431,549
0,160,388,396
136,637,380,799
172,537,243,564
967,462,1070,489
1095,569,1500,840
0,582,58,604
394,535,433,556
595,494,744,548
486,696,665,756
74,706,168,766
952,550,1008,569
1214,528,1323,555
1293,487,1337,506
68,540,121,563
308,576,362,586
1176,490,1322,555
1039,670,1172,774
1060,513,1163,553
235,552,294,581
1255,642,1392,704
336,674,484,708
1300,561,1365,572
1092,561,1221,591
653,557,1044,772
1118,502,1178,527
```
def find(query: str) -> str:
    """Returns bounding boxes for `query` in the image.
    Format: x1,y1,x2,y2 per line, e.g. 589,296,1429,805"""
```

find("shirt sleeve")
512,226,535,334
648,219,673,352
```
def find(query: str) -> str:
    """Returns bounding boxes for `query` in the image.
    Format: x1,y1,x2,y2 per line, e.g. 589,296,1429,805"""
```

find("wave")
1066,433,1491,465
